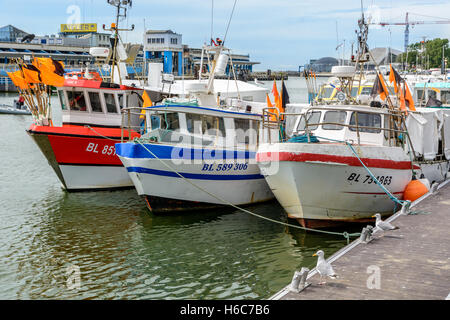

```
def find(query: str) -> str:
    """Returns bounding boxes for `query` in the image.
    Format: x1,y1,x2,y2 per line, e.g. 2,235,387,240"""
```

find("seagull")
313,250,338,285
372,213,399,231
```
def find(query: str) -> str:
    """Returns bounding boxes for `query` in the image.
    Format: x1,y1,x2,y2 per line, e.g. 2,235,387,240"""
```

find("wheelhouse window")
416,89,425,101
67,91,87,111
235,118,250,131
203,115,225,137
322,111,347,130
104,93,117,113
150,115,161,130
384,114,400,139
349,112,382,133
428,89,437,100
58,90,67,110
297,111,321,132
360,87,372,95
161,113,180,131
351,87,359,97
118,94,126,110
88,92,102,113
441,90,450,104
235,118,252,144
320,87,334,99
186,113,202,134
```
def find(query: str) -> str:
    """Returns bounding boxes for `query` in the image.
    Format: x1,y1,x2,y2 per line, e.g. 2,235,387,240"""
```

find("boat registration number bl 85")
86,143,116,156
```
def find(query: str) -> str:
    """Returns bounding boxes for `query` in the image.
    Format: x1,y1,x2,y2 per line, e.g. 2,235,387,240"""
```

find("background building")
0,25,28,42
143,30,183,75
0,23,114,67
368,47,403,68
143,29,259,77
305,57,339,72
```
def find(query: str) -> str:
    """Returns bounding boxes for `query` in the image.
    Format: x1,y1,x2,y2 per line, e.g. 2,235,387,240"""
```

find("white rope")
133,138,359,242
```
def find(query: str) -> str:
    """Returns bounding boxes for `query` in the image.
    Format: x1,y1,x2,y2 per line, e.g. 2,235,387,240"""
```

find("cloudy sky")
1,0,449,70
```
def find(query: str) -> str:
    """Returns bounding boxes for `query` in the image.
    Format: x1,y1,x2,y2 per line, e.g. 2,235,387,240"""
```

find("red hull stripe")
344,191,404,195
256,152,418,170
29,124,139,166
28,124,137,138
48,134,123,165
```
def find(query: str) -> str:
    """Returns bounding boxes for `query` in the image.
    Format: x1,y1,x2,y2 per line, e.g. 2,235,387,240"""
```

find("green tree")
396,38,450,69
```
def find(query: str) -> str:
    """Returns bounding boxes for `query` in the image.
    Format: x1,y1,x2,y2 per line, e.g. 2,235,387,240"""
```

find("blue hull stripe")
116,142,255,160
127,166,264,180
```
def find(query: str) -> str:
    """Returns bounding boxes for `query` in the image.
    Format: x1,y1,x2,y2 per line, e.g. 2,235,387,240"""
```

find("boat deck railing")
120,106,264,145
262,105,413,149
120,107,146,142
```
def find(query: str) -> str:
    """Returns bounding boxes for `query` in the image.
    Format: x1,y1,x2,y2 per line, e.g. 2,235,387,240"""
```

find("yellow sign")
61,23,97,33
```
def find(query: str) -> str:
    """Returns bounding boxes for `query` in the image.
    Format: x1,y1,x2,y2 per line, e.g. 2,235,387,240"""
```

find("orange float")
403,178,430,202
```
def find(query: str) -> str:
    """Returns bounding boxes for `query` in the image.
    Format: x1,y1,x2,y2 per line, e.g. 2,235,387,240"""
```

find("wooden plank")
277,181,450,300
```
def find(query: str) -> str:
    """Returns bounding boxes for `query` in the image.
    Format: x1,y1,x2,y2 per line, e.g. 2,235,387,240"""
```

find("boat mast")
104,0,134,84
353,0,370,93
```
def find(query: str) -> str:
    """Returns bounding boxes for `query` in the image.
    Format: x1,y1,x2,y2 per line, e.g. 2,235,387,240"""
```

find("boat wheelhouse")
316,78,374,103
115,102,277,213
27,79,143,191
414,81,450,107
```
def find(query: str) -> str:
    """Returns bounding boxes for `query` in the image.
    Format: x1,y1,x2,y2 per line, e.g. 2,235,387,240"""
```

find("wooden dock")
272,180,450,300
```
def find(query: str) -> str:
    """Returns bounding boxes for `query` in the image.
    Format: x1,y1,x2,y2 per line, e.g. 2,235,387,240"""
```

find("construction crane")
369,12,450,53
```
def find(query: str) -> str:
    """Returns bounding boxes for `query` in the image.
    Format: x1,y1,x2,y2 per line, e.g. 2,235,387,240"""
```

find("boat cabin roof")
303,104,393,115
63,78,141,91
145,104,263,120
415,82,450,89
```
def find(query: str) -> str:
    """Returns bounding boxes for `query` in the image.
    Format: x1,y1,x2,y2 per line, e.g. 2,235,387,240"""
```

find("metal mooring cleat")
360,225,374,243
430,182,439,194
298,267,310,291
289,267,310,293
289,271,302,293
401,200,412,215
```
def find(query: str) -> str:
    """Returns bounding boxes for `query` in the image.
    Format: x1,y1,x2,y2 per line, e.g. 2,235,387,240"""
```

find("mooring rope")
314,135,407,207
132,138,360,243
311,135,433,215
85,125,124,142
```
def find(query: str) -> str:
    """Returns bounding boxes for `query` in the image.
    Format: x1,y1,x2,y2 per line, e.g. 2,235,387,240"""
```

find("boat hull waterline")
116,142,274,213
256,143,416,228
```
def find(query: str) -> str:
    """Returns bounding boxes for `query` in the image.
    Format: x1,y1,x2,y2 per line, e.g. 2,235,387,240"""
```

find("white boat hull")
117,143,274,212
59,165,134,191
0,105,31,115
257,143,415,227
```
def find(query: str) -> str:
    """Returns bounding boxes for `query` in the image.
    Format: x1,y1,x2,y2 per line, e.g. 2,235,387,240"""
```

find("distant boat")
0,101,32,115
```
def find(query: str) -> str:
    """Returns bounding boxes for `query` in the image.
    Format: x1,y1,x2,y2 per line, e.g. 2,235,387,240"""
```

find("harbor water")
0,77,354,300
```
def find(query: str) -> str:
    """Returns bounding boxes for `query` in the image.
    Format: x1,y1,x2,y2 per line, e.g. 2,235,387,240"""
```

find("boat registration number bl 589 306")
347,173,392,185
202,163,249,171
86,143,116,156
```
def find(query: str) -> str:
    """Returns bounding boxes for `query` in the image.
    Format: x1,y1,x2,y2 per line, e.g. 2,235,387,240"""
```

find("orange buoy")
403,178,430,202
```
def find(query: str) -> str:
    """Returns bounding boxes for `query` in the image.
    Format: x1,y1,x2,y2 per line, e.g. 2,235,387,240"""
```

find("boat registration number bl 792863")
347,173,392,186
